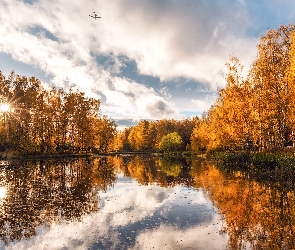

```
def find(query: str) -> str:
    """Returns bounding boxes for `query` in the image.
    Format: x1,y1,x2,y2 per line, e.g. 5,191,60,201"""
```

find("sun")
0,103,10,113
0,187,6,199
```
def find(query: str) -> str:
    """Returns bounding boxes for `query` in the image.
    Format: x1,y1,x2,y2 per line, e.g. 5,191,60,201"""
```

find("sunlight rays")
0,187,6,199
0,96,30,127
0,103,10,113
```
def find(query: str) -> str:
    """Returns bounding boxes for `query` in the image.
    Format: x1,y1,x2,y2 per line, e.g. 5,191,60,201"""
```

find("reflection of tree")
0,157,117,245
116,155,194,188
158,158,182,177
190,160,295,249
8,156,295,248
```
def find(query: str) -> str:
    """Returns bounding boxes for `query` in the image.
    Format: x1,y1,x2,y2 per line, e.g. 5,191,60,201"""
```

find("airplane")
89,12,101,19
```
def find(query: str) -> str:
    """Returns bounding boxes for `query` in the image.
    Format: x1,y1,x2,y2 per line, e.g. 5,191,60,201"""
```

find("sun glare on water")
0,187,7,199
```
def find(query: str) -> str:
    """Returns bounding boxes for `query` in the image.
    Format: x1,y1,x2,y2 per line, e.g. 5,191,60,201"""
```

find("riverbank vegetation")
207,150,295,171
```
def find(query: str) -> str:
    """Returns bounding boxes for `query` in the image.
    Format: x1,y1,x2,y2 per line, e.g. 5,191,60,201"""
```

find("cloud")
0,0,179,120
146,100,175,117
94,0,257,88
0,0,286,121
103,77,177,120
191,94,219,113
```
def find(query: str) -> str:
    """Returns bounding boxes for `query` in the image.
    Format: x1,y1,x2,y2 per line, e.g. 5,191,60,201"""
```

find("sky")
0,0,295,129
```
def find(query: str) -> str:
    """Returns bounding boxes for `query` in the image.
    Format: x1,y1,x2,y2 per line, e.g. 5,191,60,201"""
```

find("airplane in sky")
89,12,101,19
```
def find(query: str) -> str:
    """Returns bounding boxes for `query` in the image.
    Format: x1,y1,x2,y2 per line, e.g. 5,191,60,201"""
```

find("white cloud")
191,95,218,114
0,0,277,120
90,0,257,87
103,77,177,120
1,0,190,120
159,87,172,100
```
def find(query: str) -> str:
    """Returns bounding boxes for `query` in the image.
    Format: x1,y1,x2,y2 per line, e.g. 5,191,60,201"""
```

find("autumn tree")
0,71,116,154
191,110,212,153
113,118,197,152
191,24,295,153
127,120,151,151
112,128,132,152
249,24,295,150
158,132,183,152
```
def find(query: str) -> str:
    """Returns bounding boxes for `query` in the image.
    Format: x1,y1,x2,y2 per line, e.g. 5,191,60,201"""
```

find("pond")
0,155,294,249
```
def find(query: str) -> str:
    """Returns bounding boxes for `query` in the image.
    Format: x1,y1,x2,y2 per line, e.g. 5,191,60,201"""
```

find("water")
0,155,294,249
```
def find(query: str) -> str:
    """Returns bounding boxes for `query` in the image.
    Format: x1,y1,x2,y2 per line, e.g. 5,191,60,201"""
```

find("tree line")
0,71,116,154
112,118,198,152
191,24,295,153
0,71,199,155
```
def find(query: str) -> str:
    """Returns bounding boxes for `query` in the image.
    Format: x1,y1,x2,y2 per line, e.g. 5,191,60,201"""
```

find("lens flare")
0,103,10,112
0,187,6,199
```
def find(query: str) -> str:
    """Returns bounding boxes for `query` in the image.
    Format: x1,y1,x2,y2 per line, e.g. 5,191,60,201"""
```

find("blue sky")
0,0,294,129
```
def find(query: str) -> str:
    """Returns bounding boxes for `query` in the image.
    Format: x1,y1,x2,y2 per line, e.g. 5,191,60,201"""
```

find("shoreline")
0,151,164,160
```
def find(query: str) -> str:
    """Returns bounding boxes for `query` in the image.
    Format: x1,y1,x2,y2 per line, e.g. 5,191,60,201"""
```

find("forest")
112,118,198,153
1,24,295,156
191,24,295,153
0,72,116,155
115,24,295,155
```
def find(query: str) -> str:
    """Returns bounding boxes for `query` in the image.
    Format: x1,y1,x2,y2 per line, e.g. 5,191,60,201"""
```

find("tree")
249,24,295,150
190,24,295,153
286,31,295,145
94,116,117,152
0,71,117,154
158,132,182,152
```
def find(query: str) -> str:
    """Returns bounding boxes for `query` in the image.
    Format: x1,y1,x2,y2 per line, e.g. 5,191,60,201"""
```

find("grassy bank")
207,150,295,170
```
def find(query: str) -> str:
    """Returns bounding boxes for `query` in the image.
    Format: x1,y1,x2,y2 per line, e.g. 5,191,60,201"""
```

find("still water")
0,155,294,249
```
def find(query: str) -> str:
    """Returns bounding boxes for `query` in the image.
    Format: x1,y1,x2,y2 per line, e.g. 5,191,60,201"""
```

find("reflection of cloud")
0,186,7,199
99,181,176,227
6,176,226,249
131,218,228,250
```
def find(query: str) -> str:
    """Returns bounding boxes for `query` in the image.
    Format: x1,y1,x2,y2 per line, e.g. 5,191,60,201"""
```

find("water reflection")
0,158,116,247
2,155,295,249
191,159,295,249
120,155,195,187
0,156,228,250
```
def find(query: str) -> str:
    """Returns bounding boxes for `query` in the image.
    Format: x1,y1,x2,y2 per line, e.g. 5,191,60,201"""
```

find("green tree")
158,132,182,152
